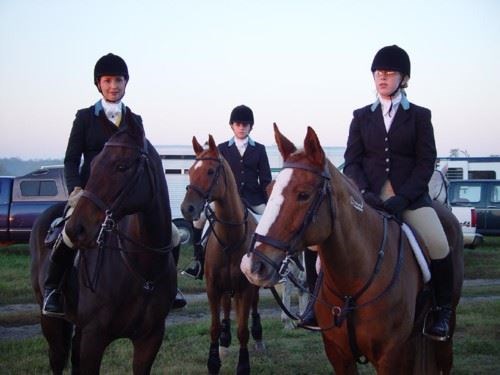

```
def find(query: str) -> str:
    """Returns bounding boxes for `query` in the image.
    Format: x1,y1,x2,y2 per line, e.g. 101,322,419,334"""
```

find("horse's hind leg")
132,326,165,375
40,316,73,375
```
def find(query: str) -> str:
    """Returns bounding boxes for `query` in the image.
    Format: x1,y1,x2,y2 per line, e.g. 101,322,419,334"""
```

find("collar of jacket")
228,136,256,147
370,92,410,112
93,100,125,116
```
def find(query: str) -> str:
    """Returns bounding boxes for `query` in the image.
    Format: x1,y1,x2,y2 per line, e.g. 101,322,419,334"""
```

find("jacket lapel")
388,106,410,136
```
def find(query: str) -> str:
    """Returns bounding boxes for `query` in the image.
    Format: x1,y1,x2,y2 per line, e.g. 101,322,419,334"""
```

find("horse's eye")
207,168,215,176
298,192,310,201
117,164,128,172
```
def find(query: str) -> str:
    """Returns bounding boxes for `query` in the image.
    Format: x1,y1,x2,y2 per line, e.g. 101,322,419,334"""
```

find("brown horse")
181,135,264,375
241,124,464,374
30,113,177,374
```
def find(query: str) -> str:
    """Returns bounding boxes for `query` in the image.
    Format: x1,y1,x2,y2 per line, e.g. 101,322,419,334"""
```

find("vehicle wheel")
173,218,193,245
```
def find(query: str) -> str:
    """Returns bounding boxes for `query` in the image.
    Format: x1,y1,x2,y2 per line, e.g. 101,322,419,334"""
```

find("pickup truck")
448,179,500,237
428,169,482,249
0,166,68,244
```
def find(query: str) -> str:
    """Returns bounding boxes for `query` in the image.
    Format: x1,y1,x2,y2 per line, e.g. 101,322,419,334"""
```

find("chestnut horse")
181,135,264,375
241,124,464,374
30,113,177,374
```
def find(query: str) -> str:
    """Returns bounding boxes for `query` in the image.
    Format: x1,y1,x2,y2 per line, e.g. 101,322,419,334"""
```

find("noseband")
249,161,335,277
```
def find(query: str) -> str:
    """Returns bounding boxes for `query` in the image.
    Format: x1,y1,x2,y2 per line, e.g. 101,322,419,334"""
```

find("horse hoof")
219,346,229,358
254,340,266,352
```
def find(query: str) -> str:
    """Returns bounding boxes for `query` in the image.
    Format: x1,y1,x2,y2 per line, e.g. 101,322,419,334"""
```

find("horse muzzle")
240,252,281,288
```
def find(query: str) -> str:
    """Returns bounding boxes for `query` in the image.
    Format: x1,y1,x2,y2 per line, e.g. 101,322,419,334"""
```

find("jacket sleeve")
258,145,272,199
397,107,436,201
64,110,86,193
343,109,370,191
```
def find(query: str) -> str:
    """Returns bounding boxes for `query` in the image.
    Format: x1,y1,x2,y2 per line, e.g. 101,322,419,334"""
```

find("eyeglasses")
374,70,399,78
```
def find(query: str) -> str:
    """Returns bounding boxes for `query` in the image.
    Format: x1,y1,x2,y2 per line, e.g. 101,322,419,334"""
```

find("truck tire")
172,218,193,245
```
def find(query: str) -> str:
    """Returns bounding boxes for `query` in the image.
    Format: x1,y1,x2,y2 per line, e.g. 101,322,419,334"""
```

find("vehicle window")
20,180,58,197
491,185,500,203
452,185,481,203
469,170,496,179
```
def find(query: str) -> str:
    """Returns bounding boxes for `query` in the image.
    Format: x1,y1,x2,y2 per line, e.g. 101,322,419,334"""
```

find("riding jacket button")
385,158,389,162
385,168,390,172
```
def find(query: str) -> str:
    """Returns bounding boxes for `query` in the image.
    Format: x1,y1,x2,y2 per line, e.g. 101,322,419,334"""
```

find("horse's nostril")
188,205,194,213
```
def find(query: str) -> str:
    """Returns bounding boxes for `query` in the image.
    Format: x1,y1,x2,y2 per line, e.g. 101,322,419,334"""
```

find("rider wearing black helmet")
344,45,454,341
42,53,186,317
182,105,272,279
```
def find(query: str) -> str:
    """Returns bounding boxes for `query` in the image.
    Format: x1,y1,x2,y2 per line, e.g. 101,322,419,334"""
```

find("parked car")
0,166,68,244
448,179,500,237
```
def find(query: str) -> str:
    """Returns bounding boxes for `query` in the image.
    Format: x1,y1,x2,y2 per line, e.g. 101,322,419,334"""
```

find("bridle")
81,137,155,242
185,157,226,204
78,135,173,292
249,161,336,277
186,156,251,253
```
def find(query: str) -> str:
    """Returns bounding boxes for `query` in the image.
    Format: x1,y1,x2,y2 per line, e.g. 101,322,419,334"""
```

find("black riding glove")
362,190,384,210
383,195,409,215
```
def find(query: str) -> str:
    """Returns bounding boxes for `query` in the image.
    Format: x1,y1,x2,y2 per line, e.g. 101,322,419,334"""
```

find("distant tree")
0,157,63,176
449,149,469,157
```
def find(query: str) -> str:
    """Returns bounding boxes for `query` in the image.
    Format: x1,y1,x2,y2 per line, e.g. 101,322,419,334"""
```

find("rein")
79,137,173,293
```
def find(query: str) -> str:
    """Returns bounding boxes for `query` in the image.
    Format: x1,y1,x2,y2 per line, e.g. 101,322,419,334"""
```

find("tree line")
0,158,64,177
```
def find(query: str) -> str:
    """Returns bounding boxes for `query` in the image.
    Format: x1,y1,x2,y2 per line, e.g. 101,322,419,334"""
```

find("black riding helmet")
371,45,411,78
229,105,254,126
94,53,129,86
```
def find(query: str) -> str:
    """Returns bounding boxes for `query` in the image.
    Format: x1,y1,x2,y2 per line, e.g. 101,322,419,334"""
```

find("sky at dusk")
1,0,499,159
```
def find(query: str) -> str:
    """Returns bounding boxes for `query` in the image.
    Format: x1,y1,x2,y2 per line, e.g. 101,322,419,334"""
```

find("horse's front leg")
207,290,222,374
78,326,110,374
132,322,165,375
234,290,253,375
250,287,265,350
219,293,231,349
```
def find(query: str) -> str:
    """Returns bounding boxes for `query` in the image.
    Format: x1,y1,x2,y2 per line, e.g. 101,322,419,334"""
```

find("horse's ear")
192,136,203,155
304,126,325,167
125,110,145,144
208,134,217,154
274,123,296,160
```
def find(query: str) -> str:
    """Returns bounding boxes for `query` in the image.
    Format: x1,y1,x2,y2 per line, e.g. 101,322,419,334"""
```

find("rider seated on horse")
182,105,272,280
343,45,454,341
42,53,186,317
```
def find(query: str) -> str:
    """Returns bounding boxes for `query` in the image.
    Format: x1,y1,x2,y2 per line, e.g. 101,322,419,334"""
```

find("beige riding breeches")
381,180,449,260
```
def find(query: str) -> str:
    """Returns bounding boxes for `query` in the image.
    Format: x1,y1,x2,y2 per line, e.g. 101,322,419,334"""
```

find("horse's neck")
212,172,246,239
321,163,385,287
140,191,172,247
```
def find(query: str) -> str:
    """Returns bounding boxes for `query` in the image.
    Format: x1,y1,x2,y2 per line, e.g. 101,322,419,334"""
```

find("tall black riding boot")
182,227,204,280
42,236,76,317
428,253,454,341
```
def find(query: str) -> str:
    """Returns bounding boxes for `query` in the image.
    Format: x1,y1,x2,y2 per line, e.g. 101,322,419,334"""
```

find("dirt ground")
1,280,499,342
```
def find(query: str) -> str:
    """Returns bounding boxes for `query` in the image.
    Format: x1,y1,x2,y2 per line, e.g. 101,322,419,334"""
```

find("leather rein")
79,137,174,293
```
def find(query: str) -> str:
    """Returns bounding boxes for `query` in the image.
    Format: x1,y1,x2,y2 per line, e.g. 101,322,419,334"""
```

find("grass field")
1,238,499,373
